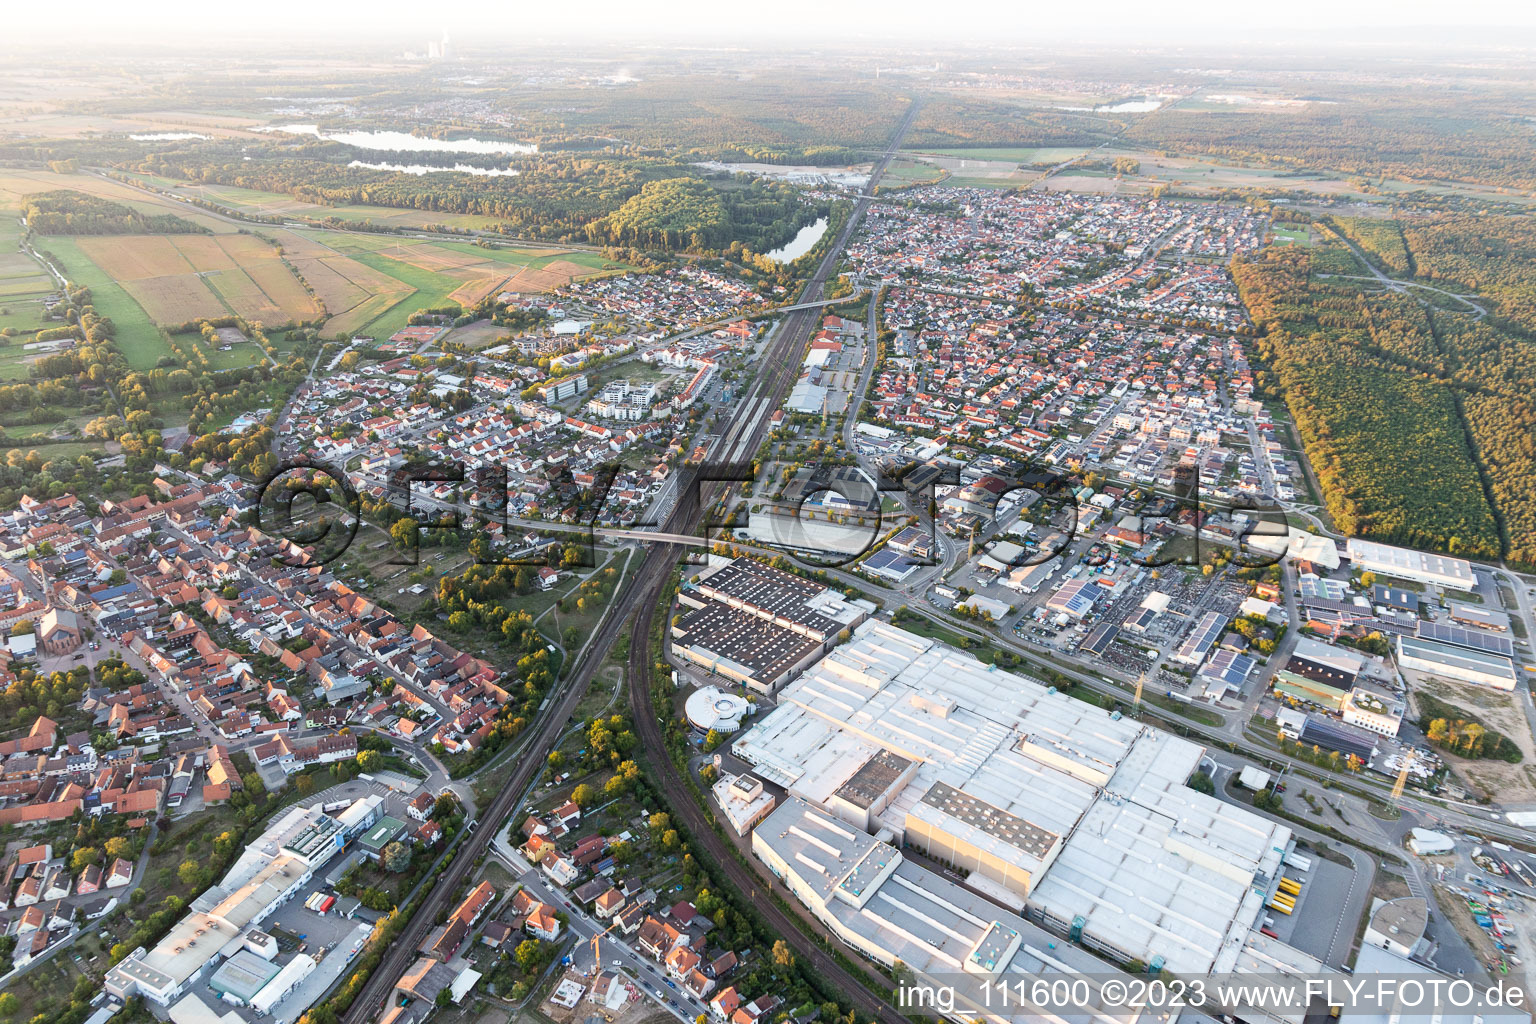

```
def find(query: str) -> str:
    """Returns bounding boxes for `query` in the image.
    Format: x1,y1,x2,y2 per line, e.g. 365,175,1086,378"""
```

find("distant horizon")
6,0,1536,51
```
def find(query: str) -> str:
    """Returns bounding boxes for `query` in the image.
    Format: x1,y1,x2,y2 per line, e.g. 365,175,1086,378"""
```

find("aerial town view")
1,4,1536,1024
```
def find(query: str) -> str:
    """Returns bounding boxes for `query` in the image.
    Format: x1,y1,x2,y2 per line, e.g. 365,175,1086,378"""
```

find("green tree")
515,939,543,970
390,517,418,551
178,859,205,888
382,841,411,872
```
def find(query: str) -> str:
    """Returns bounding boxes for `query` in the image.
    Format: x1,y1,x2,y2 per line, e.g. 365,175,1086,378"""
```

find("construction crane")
590,919,620,971
1391,749,1415,802
1134,668,1145,710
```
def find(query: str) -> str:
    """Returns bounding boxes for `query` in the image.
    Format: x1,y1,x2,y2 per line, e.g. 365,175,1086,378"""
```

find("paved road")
342,100,924,1020
489,843,710,1024
614,101,924,1024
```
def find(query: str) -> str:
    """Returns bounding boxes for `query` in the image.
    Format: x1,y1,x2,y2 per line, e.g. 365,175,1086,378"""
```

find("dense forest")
21,189,207,235
905,99,1115,149
1235,239,1536,568
584,177,825,251
1233,245,1503,561
125,144,819,252
1125,95,1536,190
1400,214,1536,335
484,75,909,156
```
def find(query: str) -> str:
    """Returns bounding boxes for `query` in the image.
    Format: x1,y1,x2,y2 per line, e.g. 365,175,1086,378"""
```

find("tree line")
22,189,207,235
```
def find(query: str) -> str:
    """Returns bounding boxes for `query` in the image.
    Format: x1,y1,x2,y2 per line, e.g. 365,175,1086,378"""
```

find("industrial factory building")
732,621,1296,976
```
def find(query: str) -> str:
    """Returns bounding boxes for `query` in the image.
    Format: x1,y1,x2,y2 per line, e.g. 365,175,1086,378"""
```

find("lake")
257,124,537,155
1060,97,1168,114
348,160,520,177
766,217,829,263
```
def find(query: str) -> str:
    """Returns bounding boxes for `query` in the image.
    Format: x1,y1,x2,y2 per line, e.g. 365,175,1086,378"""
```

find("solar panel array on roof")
1122,606,1158,632
1417,620,1514,658
1080,622,1119,656
862,547,918,579
692,558,845,639
1173,611,1226,663
674,602,821,681
1299,716,1378,760
1200,648,1255,681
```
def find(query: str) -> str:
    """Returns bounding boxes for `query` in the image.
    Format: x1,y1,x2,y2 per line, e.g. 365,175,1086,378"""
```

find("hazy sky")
14,0,1536,46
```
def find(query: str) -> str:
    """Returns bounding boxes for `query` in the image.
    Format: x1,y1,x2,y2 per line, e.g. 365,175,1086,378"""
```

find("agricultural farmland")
121,172,542,232
0,168,228,232
72,233,319,326
277,231,630,339
0,209,56,342
40,236,171,369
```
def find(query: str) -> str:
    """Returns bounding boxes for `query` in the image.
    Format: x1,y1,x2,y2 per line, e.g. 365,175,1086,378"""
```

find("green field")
40,236,172,370
6,439,104,461
0,343,40,380
1271,226,1314,247
880,157,945,187
911,146,1088,163
433,241,622,274
205,342,270,371
124,173,539,232
0,209,57,336
347,252,464,341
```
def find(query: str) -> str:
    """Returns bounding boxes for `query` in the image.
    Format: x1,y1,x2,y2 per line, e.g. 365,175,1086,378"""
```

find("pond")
256,124,537,155
348,160,520,177
765,217,829,263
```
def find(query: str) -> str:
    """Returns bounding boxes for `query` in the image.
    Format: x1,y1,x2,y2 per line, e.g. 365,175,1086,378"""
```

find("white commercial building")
733,621,1294,975
712,773,777,836
684,686,751,732
753,798,1146,1024
1397,634,1517,690
1341,688,1404,737
1345,538,1475,590
1407,828,1455,856
250,953,317,1014
105,797,381,1007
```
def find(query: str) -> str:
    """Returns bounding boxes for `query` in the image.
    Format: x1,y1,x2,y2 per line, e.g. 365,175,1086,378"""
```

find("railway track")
344,96,919,1023
620,99,922,1024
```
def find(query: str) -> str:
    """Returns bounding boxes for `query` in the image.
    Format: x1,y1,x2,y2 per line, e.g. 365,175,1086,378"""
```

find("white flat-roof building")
752,798,1147,1024
1346,538,1474,590
1028,729,1290,975
734,622,1293,973
711,773,777,836
684,686,751,732
1341,687,1404,737
1397,634,1517,690
105,796,381,1007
